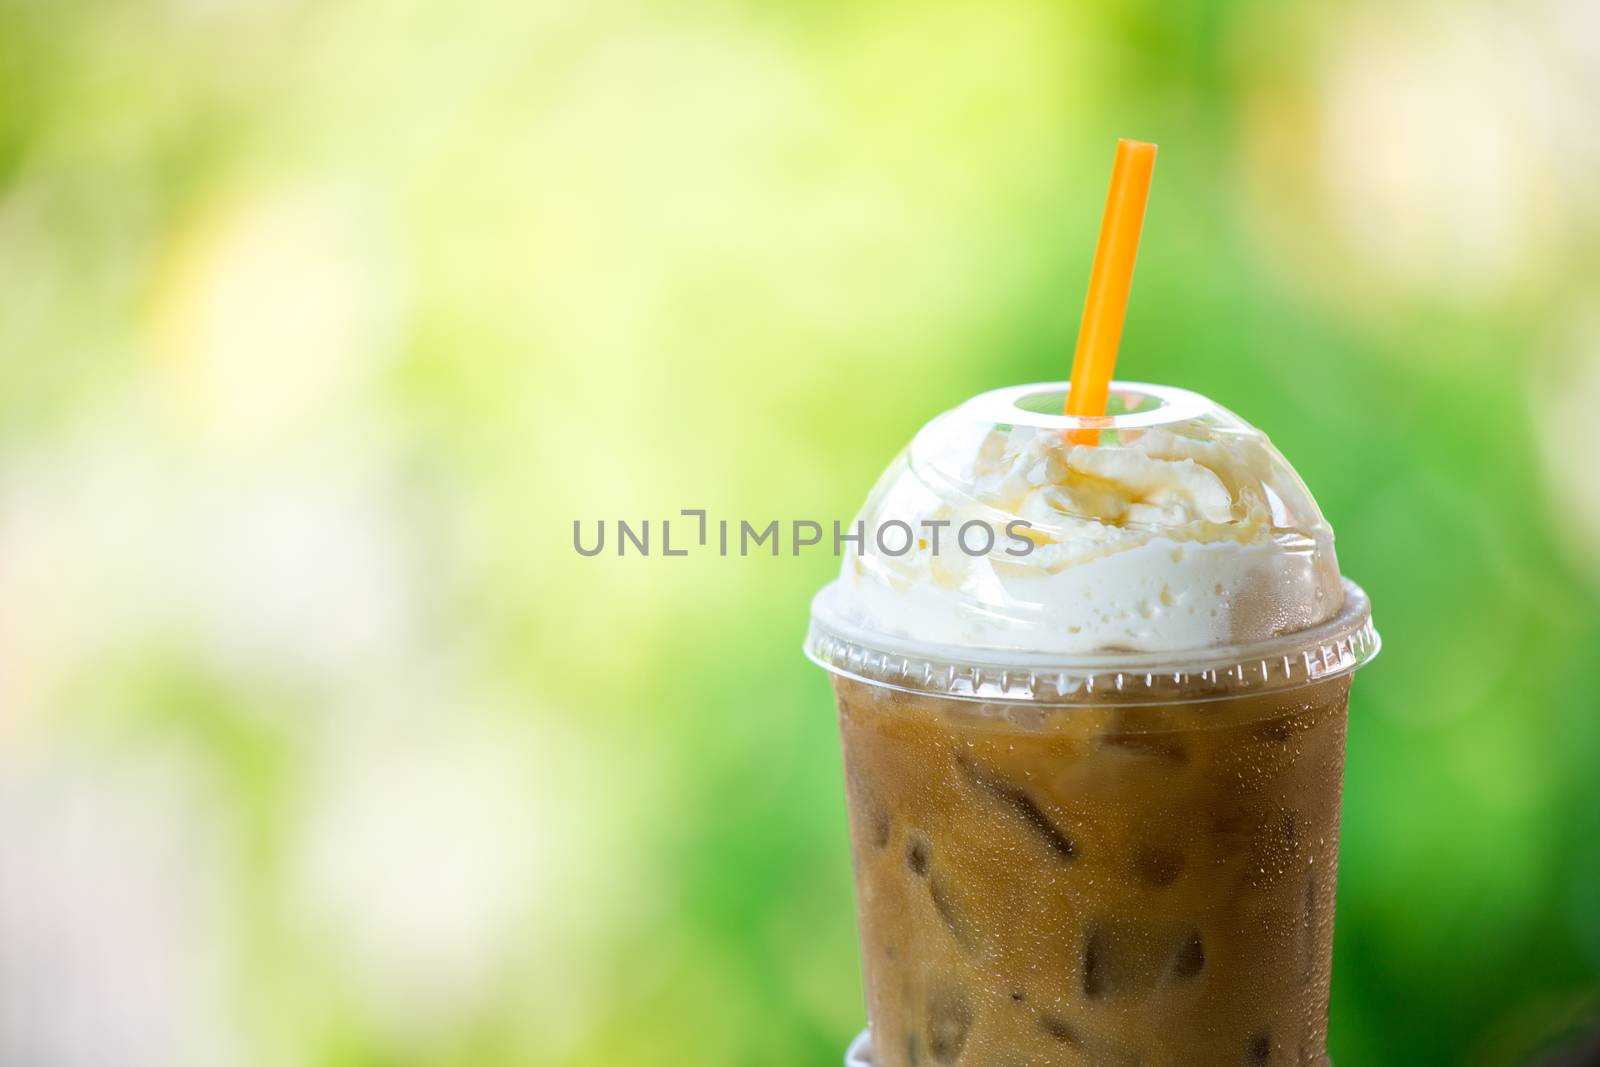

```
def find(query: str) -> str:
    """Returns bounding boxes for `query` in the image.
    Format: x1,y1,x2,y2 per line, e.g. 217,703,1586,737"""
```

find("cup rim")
806,578,1378,706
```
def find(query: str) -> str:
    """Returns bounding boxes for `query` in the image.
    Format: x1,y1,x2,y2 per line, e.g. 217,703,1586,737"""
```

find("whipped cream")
831,387,1343,656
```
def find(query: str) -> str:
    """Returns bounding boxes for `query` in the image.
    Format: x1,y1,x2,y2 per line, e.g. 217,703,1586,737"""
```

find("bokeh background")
2,0,1599,1064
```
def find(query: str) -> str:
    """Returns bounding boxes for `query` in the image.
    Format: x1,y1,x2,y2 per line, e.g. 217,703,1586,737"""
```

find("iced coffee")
807,382,1379,1066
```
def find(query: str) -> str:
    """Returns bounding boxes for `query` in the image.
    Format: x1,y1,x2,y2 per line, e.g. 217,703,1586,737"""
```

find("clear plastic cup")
808,382,1378,1067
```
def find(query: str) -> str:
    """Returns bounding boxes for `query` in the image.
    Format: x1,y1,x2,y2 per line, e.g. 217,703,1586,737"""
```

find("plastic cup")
807,382,1379,1066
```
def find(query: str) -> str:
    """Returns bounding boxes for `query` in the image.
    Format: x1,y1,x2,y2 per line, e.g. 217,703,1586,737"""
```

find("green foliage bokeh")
1,1,1597,1065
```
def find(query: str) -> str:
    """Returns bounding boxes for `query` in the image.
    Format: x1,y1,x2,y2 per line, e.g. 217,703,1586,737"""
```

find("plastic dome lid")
806,381,1378,703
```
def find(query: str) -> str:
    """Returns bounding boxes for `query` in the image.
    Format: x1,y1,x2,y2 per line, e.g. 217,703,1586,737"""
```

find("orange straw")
1066,138,1158,445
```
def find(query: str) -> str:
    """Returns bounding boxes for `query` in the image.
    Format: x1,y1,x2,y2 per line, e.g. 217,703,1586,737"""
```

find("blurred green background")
2,0,1598,1064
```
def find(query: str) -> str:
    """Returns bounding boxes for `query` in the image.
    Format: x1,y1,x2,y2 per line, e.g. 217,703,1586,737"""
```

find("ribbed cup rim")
805,578,1378,706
